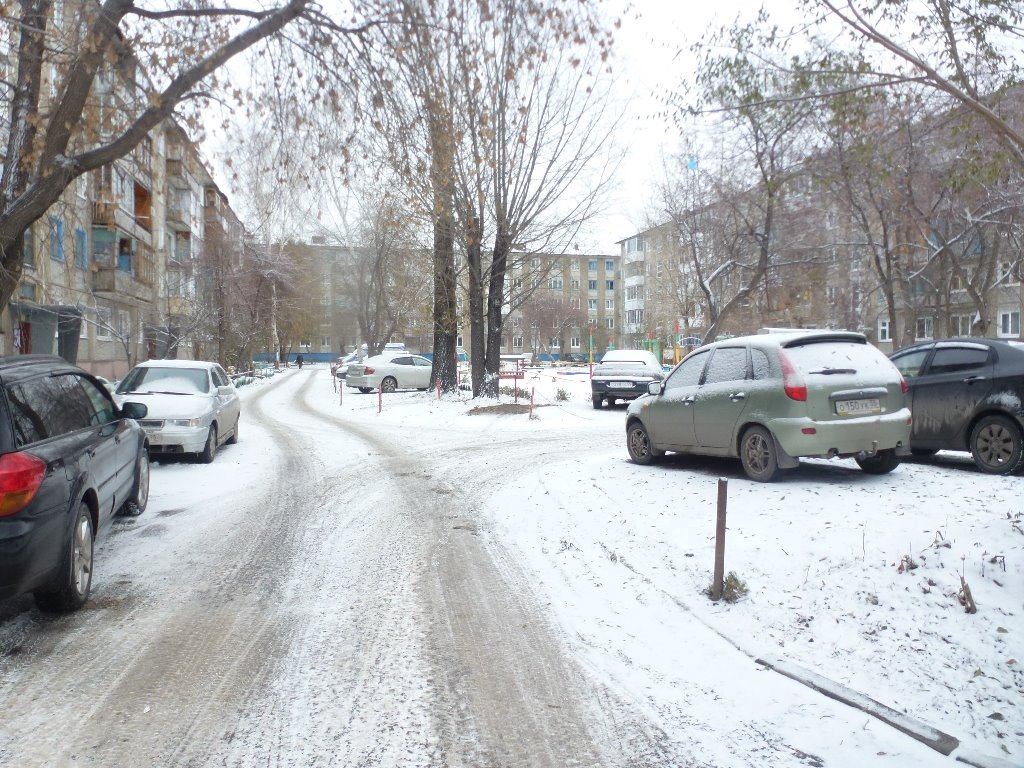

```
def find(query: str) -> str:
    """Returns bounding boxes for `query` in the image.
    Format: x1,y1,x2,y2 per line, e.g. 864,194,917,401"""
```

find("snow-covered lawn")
308,365,1023,766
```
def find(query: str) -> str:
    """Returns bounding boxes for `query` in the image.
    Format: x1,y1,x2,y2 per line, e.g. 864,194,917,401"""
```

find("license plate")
836,398,881,416
608,381,634,389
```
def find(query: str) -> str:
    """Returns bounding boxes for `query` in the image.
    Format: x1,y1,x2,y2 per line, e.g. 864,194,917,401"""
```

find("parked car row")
0,355,242,613
619,331,1024,481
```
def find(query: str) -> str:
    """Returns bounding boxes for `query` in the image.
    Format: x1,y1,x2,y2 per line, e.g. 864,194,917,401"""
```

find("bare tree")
0,0,391,315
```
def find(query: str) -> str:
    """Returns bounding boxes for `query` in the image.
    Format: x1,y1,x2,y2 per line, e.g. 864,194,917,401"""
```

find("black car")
890,338,1024,474
591,349,665,409
0,355,150,611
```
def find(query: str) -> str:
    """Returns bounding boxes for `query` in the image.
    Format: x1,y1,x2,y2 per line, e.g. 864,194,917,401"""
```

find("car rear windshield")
784,340,896,381
118,366,210,394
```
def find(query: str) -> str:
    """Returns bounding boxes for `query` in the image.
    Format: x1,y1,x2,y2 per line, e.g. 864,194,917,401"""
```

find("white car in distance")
347,354,434,393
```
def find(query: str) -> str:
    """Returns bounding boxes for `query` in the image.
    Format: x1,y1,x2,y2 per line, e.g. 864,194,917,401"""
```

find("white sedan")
347,354,434,393
114,359,241,463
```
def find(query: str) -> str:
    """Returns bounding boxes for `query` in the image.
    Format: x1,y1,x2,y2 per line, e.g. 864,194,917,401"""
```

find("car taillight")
363,366,375,375
899,373,908,394
0,452,47,517
778,349,807,402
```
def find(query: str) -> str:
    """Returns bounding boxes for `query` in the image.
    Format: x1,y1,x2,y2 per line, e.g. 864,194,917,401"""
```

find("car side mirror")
217,385,235,396
648,381,662,396
121,401,148,420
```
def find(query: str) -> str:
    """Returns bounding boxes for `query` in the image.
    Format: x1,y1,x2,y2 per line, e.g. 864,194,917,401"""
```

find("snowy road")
0,367,1018,767
0,370,676,767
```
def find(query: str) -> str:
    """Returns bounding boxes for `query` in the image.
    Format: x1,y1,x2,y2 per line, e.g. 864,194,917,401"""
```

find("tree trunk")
465,216,485,397
483,231,511,398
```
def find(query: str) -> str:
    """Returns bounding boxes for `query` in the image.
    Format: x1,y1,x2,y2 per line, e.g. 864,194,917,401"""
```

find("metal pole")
712,478,728,601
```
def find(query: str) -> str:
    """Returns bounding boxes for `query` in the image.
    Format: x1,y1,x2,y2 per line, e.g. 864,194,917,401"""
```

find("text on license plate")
608,381,634,389
836,398,881,416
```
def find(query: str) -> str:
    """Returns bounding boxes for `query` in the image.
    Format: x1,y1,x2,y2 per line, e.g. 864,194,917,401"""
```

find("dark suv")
890,338,1024,474
0,355,150,611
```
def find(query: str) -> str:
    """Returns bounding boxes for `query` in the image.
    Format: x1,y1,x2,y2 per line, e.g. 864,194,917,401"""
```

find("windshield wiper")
808,368,856,375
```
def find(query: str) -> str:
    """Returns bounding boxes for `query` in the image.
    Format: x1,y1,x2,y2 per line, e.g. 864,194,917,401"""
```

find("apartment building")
501,251,619,359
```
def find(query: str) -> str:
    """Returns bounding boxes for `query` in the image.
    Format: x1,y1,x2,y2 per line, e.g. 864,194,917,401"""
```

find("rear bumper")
770,408,913,458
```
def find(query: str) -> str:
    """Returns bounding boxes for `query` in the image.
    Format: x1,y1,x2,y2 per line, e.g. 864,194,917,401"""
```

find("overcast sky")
593,0,780,252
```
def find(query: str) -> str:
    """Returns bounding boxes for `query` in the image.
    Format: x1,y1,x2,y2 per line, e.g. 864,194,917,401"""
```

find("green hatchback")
625,331,913,481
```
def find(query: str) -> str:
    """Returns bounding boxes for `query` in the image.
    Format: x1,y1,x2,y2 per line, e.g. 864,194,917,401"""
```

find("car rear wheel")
627,422,662,464
358,387,373,394
740,426,781,482
970,415,1023,474
381,376,398,393
199,424,217,464
856,448,901,475
592,394,603,409
35,502,94,612
120,450,150,516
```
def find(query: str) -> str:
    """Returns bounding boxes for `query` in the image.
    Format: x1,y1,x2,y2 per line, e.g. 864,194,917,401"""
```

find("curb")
755,655,1018,766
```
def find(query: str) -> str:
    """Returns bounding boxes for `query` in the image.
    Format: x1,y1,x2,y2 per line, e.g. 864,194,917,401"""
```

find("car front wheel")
358,387,373,394
740,426,781,482
970,415,1023,474
35,502,94,612
627,422,662,464
120,450,150,516
381,376,398,393
856,448,901,475
199,424,217,464
592,394,603,409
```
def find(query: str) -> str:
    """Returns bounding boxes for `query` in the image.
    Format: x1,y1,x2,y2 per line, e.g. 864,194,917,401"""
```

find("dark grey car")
890,338,1024,474
0,355,150,611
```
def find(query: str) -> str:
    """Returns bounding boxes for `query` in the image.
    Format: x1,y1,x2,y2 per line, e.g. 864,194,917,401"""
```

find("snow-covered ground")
310,364,1022,766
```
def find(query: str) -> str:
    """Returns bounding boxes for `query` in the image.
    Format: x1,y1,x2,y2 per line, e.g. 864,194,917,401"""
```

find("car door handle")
730,392,746,402
963,375,986,384
682,397,695,405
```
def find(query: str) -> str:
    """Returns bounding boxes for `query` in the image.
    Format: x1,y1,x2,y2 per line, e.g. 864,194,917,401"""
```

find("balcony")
166,295,193,317
166,158,189,189
166,201,191,231
92,248,155,303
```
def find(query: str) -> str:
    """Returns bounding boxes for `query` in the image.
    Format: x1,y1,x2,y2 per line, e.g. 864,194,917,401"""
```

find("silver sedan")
347,354,434,393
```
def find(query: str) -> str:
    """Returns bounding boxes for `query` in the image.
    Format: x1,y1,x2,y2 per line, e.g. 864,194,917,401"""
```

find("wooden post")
712,478,728,601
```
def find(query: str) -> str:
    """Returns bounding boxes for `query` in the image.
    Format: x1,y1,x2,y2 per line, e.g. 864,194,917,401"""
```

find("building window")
951,314,973,336
74,228,88,269
512,317,520,328
570,279,580,290
588,299,597,310
570,262,579,273
605,259,614,272
606,280,614,290
548,277,563,289
588,318,597,326
18,283,36,301
626,286,639,301
512,336,523,348
118,310,130,338
588,259,597,272
96,307,113,339
999,311,1021,337
588,280,597,291
22,228,34,267
49,216,65,262
950,273,965,292
826,286,838,302
550,337,560,348
571,336,581,349
605,298,614,310
915,317,933,340
606,318,615,329
878,320,891,343
1001,262,1021,286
